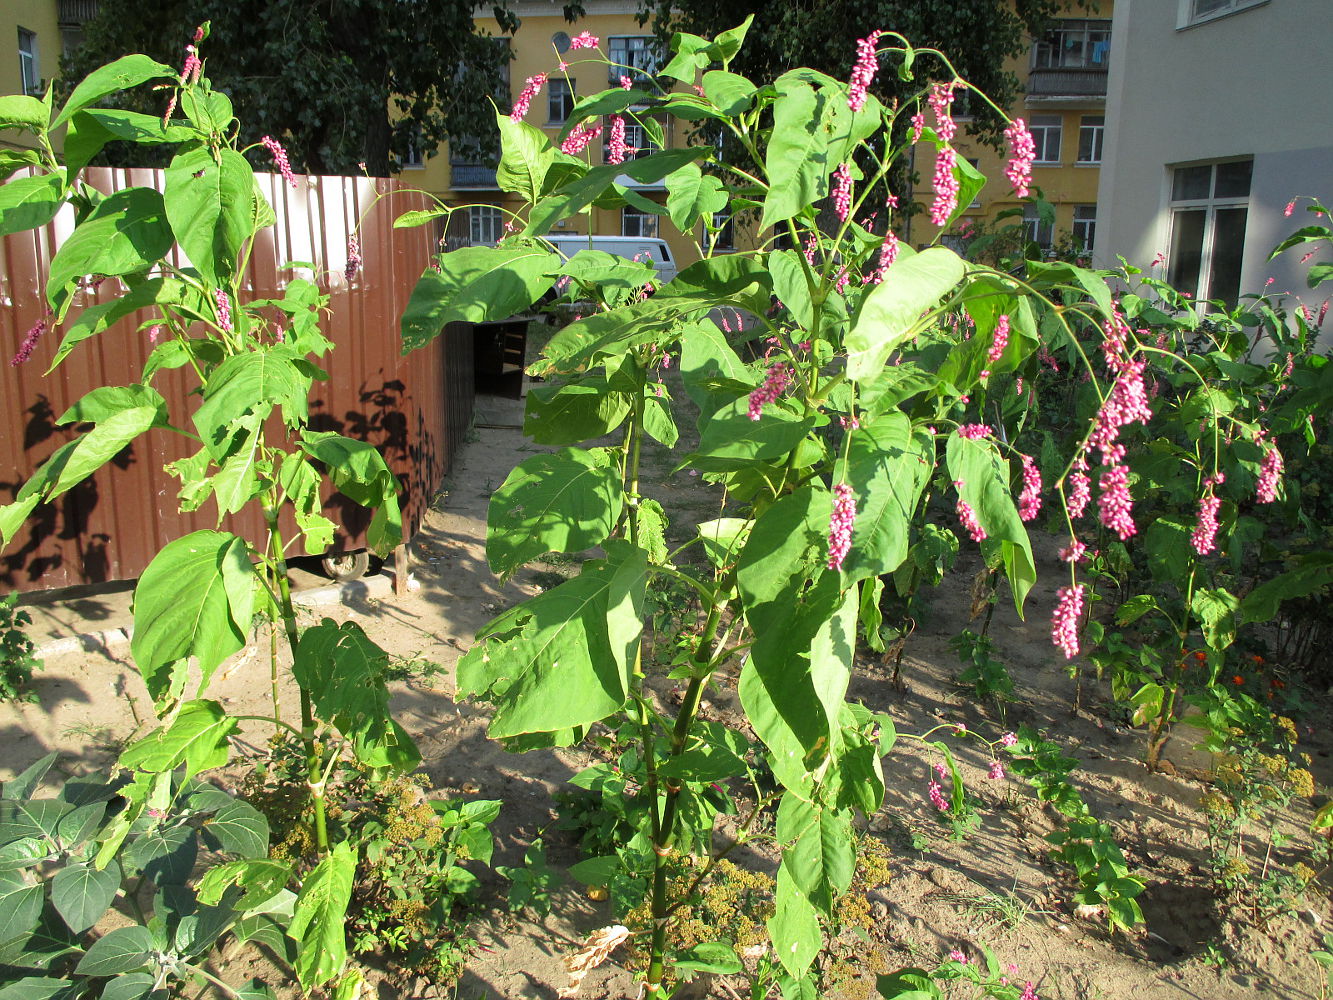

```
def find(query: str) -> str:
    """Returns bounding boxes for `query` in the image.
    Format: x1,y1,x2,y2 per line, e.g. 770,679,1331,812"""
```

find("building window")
1185,0,1268,26
1077,116,1104,164
18,28,39,96
1031,19,1112,70
967,158,982,207
548,78,575,124
710,211,734,250
1072,205,1097,254
608,36,660,85
1167,159,1251,308
622,205,659,239
1029,114,1062,164
470,205,505,245
605,118,659,162
1023,204,1054,252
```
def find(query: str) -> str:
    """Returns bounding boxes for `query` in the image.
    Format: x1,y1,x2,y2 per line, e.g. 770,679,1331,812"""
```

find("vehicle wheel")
321,550,370,582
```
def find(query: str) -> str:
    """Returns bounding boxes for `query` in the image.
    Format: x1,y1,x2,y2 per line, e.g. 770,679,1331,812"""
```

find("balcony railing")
59,0,99,25
450,163,498,189
1026,67,1108,99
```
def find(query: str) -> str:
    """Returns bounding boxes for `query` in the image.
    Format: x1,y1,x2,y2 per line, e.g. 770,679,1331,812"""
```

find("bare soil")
6,387,1332,1000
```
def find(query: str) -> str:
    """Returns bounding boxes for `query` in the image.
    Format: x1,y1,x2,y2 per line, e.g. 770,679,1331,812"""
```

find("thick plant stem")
262,503,329,855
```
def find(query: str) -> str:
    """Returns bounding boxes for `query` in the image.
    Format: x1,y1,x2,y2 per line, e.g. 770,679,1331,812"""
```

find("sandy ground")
5,386,1332,1000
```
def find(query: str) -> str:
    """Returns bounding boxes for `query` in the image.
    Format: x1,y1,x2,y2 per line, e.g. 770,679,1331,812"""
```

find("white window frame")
608,36,660,85
1029,114,1063,165
1179,0,1269,29
1077,116,1104,165
547,78,575,124
1072,205,1097,254
1022,204,1054,251
18,28,39,96
1031,19,1112,70
710,211,734,251
622,205,659,239
469,205,505,246
1165,159,1252,305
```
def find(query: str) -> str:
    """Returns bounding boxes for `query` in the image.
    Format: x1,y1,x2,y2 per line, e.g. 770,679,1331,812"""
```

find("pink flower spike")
147,324,163,344
620,75,633,90
748,362,792,420
1004,118,1036,199
1285,199,1296,217
948,949,970,965
1000,731,1018,748
928,778,948,811
847,31,883,112
988,314,1010,364
832,162,852,222
214,288,232,332
1191,485,1222,555
569,31,599,49
1257,443,1283,503
1051,583,1085,659
827,483,857,571
910,112,925,144
1018,453,1042,522
928,82,956,143
511,73,547,121
987,760,1005,780
345,234,362,281
607,116,628,165
1058,538,1087,564
260,135,297,188
1021,983,1039,1000
560,122,603,156
1097,462,1136,540
930,145,959,226
956,495,987,542
956,423,991,439
10,312,50,366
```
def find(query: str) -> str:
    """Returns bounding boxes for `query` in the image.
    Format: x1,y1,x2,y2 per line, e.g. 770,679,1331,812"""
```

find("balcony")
1026,67,1108,102
450,163,499,190
59,0,99,25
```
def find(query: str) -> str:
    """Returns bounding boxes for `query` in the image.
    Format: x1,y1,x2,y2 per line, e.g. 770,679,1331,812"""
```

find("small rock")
1302,909,1322,926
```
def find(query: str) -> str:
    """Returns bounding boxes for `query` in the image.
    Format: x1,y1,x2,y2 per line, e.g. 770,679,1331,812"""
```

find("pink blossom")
948,949,970,964
832,162,852,222
10,312,50,366
1000,731,1018,748
928,82,956,143
928,778,948,811
1021,983,1039,1000
620,75,633,90
1018,454,1042,522
260,136,296,188
511,74,547,121
1067,468,1091,520
930,145,959,225
957,423,991,439
748,362,791,420
1089,359,1153,466
1257,442,1283,503
956,495,987,542
827,483,857,570
1004,118,1036,199
560,122,603,155
987,760,1005,780
1059,538,1087,564
910,112,925,144
569,31,599,49
1097,462,1135,540
607,116,628,165
214,289,232,332
1051,584,1085,659
988,314,1010,365
864,228,899,285
147,324,163,343
847,31,883,112
345,234,362,280
1191,487,1222,556
162,92,178,127
180,45,201,85
1285,199,1296,217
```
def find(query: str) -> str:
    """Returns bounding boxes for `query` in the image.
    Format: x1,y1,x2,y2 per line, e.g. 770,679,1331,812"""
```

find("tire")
321,550,370,582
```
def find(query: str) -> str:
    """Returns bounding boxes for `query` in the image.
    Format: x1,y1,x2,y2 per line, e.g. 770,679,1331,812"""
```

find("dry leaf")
557,924,631,999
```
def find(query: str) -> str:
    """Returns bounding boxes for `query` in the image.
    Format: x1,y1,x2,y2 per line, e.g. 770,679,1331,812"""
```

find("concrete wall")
1096,0,1332,308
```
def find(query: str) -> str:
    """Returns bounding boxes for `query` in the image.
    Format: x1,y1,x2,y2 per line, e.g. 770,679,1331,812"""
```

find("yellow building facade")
1,0,65,154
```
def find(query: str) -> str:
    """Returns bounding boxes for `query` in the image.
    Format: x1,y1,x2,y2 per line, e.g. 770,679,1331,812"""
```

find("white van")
543,234,678,286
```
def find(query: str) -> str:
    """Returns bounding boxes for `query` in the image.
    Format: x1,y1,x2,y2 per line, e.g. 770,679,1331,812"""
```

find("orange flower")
1252,654,1264,665
1272,678,1286,689
1232,675,1245,685
1194,651,1208,662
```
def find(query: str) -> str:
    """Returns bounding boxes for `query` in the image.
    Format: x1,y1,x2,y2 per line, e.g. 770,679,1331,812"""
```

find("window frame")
1165,158,1252,307
621,204,660,239
1029,114,1063,165
607,35,661,85
1072,205,1097,255
1180,0,1269,28
547,78,576,125
469,205,505,246
1030,18,1112,71
18,28,39,96
1022,204,1055,252
1077,115,1104,165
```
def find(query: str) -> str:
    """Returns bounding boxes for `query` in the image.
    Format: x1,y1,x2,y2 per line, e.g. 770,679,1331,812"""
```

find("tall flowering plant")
0,29,413,994
396,21,1181,993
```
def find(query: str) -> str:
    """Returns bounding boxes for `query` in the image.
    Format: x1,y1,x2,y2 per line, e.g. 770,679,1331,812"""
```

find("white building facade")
1095,0,1332,311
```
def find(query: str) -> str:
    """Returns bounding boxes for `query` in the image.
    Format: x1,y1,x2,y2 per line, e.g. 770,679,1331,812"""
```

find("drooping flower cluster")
261,136,296,188
607,116,628,165
863,227,899,285
569,31,599,49
954,481,987,542
1018,454,1042,522
988,314,1010,365
927,762,949,811
1000,731,1019,748
928,82,956,142
827,483,857,571
1256,439,1284,502
987,760,1005,780
1097,462,1135,540
214,288,232,332
909,112,926,143
1051,583,1085,659
957,423,991,439
10,312,49,366
345,234,362,281
847,31,883,112
1058,538,1087,564
930,144,959,226
511,73,547,121
560,122,603,155
1066,460,1091,520
832,162,852,222
1004,118,1036,198
748,362,791,420
180,45,202,86
1191,472,1224,555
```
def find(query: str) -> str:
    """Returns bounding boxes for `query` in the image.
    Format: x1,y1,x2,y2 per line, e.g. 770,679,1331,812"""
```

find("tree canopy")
61,0,520,176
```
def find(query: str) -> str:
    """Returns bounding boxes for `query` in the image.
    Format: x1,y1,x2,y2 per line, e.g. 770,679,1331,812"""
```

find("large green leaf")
485,447,623,579
665,161,728,232
776,794,855,914
192,346,311,458
100,974,156,1000
522,379,631,445
289,841,356,991
118,700,237,777
165,147,255,283
1239,553,1333,624
53,54,175,129
534,295,701,376
838,413,931,581
768,869,822,978
688,396,816,472
0,800,72,845
299,431,402,555
945,435,1036,615
2,752,58,801
47,187,173,311
0,978,75,1000
197,858,293,910
0,171,65,237
496,110,556,203
845,247,964,381
131,531,256,706
458,544,646,739
294,620,420,772
0,95,47,133
126,823,196,885
400,248,556,352
47,277,183,371
50,859,120,933
0,871,44,944
677,319,748,423
1191,587,1239,651
74,924,155,976
760,82,825,231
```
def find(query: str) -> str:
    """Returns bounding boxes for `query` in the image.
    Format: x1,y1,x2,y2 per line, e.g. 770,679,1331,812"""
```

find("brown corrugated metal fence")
0,168,473,592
